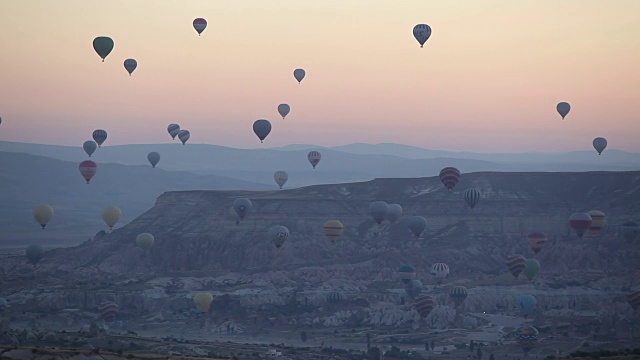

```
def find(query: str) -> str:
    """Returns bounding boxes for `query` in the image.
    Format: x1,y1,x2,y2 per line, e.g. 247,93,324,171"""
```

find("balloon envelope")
147,152,161,168
268,225,290,248
83,141,97,157
506,255,527,278
439,167,461,191
136,233,155,251
79,160,97,184
102,206,122,230
527,232,548,254
92,130,107,147
168,124,180,139
516,294,537,317
397,264,416,284
25,244,44,265
386,204,403,224
593,137,607,155
430,263,450,283
194,293,214,312
308,151,321,169
557,102,571,119
93,36,114,61
293,68,306,83
407,216,427,238
253,119,272,143
413,24,432,47
278,104,290,119
178,130,190,145
98,301,119,322
413,294,435,318
233,198,252,223
124,58,137,75
523,259,540,280
369,201,389,224
193,18,207,35
587,210,606,236
274,170,288,189
463,187,481,209
323,220,344,243
449,286,468,307
33,205,54,229
569,212,592,238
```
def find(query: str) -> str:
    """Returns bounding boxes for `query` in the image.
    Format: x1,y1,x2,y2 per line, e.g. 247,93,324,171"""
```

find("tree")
366,332,371,352
425,342,430,351
430,339,435,351
470,340,475,352
477,347,483,360
300,331,308,343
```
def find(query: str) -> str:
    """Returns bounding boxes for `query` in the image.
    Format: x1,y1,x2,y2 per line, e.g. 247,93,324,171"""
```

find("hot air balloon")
147,152,160,168
98,301,119,323
439,167,461,191
92,36,114,62
136,233,155,252
430,263,450,283
386,204,403,224
593,137,607,155
463,187,481,209
323,220,344,243
407,216,427,239
397,264,416,284
516,294,537,317
527,232,548,255
194,293,214,313
293,68,306,83
307,151,321,169
233,198,252,225
369,201,389,225
123,58,137,76
79,160,97,184
274,170,288,189
569,212,593,238
193,18,207,36
412,24,432,48
449,286,468,307
278,104,290,119
178,130,190,145
33,205,53,229
413,294,435,318
92,130,107,147
253,119,272,143
268,225,289,249
25,245,44,265
587,210,606,236
167,124,180,140
0,116,2,126
505,255,527,279
627,290,640,311
102,206,122,230
557,102,571,119
523,258,540,281
620,221,640,243
514,325,539,355
405,279,423,300
83,140,97,157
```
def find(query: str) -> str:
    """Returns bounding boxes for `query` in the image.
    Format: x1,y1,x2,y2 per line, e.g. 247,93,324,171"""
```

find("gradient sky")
0,0,639,152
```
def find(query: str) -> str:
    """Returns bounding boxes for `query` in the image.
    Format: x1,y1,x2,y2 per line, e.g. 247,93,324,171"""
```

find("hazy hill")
0,151,269,249
1,141,639,189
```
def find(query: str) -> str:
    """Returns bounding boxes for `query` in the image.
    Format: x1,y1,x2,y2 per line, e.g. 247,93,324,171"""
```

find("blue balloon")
252,119,272,143
124,58,138,76
516,294,537,317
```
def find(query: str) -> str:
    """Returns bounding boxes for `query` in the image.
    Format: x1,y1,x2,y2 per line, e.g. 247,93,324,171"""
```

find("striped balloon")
193,18,207,35
505,255,527,279
569,212,593,238
430,263,450,283
274,170,288,189
397,264,416,284
178,130,190,145
627,290,640,311
167,124,180,140
463,187,481,209
449,286,468,307
439,167,461,191
413,294,435,318
527,232,548,254
123,58,137,76
323,220,344,243
307,151,322,169
79,160,97,184
98,301,119,323
412,24,432,48
92,130,107,147
514,325,539,354
587,210,606,236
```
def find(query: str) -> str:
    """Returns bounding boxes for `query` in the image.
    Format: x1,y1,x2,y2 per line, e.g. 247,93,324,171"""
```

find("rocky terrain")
1,171,639,358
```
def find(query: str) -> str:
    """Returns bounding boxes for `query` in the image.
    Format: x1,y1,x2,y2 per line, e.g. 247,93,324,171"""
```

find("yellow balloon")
135,233,155,251
102,206,122,230
587,210,606,236
194,292,214,313
323,220,344,243
33,205,54,229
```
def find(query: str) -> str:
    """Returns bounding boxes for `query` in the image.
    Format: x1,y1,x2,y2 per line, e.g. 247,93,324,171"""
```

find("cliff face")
2,171,639,330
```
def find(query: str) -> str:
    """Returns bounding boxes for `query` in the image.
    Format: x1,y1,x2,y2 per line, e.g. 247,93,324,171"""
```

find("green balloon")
523,258,540,280
93,37,114,62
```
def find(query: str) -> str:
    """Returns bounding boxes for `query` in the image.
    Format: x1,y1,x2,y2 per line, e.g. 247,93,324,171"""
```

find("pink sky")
0,0,639,152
